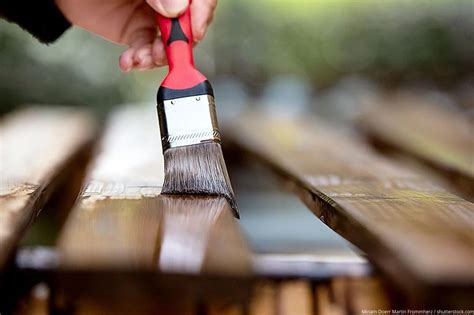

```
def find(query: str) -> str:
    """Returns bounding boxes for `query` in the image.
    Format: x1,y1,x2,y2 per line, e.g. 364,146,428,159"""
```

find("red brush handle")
156,5,207,90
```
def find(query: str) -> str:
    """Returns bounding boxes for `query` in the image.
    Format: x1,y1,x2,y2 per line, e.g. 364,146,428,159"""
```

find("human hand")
55,0,217,71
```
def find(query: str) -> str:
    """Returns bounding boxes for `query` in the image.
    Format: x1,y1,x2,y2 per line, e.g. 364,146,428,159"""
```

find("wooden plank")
344,277,391,313
58,196,250,274
359,92,473,200
71,299,195,315
54,105,251,308
0,107,96,270
14,283,49,315
227,112,474,307
234,171,370,280
316,277,391,315
278,280,313,315
206,303,244,315
314,284,345,315
249,282,276,315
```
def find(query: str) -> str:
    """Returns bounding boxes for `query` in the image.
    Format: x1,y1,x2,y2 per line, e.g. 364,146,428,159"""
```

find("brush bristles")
162,142,239,218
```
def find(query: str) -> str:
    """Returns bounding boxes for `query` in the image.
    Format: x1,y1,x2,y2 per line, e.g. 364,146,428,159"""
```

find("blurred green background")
1,0,473,115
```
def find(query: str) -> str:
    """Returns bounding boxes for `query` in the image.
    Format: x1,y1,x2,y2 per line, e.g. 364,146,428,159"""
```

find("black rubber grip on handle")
157,80,214,102
167,18,190,46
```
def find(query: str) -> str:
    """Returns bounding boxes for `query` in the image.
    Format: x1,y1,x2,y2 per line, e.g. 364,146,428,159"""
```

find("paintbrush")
155,6,239,218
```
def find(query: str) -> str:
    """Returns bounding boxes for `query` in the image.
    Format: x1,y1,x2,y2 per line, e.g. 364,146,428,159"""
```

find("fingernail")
161,0,188,16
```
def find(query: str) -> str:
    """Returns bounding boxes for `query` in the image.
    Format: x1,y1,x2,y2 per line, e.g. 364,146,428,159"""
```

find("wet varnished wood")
54,106,251,308
58,196,250,275
0,107,96,270
227,112,474,307
57,105,250,274
360,93,474,200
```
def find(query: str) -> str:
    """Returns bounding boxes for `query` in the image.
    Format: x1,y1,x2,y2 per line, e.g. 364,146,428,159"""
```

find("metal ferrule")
157,94,220,152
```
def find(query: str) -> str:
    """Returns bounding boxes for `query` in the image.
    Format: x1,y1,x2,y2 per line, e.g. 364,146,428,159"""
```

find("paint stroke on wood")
57,105,251,275
227,112,474,307
0,107,96,269
360,93,473,199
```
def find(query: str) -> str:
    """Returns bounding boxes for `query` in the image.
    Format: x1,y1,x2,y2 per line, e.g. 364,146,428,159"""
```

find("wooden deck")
1,103,472,313
226,111,474,307
360,92,473,200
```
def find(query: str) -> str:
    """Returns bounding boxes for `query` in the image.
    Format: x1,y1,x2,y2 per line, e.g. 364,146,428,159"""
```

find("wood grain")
57,105,250,274
0,107,96,270
227,112,474,307
360,93,473,200
54,105,251,309
58,196,250,275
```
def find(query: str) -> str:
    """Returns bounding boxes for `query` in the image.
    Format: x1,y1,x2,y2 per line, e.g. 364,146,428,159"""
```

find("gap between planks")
226,111,474,308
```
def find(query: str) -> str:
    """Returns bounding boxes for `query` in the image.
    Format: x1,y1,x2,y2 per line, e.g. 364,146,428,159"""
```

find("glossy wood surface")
40,105,252,312
57,105,251,274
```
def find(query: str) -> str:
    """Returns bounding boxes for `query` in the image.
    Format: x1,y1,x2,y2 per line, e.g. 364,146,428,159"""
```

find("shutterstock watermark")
361,310,474,315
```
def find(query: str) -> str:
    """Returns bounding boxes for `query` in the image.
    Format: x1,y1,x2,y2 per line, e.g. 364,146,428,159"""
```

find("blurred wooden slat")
345,277,391,313
278,280,313,315
0,107,96,270
315,284,345,315
55,106,251,308
227,112,474,307
317,277,391,315
206,304,244,315
14,283,49,315
360,93,473,200
73,299,195,315
249,282,276,315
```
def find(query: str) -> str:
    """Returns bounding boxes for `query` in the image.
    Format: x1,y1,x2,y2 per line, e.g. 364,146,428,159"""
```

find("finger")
119,33,153,72
146,0,188,17
191,0,217,42
136,54,156,70
119,47,137,72
124,40,167,71
132,44,152,67
151,37,167,66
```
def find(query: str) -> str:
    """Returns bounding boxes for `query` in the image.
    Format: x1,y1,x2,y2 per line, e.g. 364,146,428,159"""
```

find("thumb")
146,0,188,17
